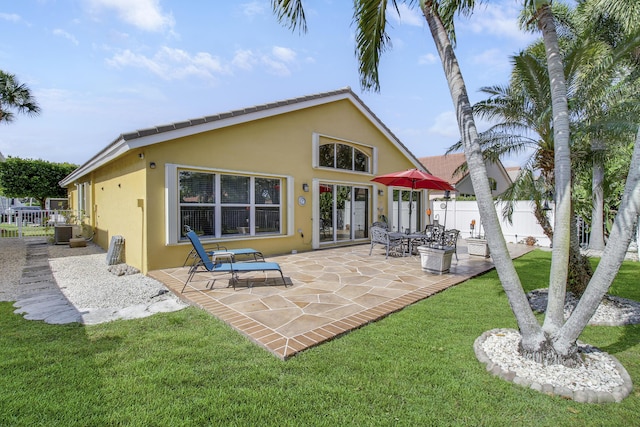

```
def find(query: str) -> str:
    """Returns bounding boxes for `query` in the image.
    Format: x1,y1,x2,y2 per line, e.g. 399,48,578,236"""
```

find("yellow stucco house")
60,87,428,273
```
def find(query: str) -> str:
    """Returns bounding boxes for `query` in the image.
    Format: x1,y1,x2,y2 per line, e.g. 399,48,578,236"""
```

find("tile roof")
418,153,467,185
505,166,521,182
120,87,367,141
60,87,425,186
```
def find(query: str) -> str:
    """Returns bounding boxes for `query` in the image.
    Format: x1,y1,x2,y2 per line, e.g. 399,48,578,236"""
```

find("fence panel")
430,200,553,247
1,209,73,239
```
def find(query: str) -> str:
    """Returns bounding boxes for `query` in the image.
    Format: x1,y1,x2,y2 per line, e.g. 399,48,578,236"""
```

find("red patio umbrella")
372,169,455,233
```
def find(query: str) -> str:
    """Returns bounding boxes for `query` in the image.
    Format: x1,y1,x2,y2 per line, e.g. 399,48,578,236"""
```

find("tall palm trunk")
555,126,640,352
590,139,606,250
537,4,572,336
421,2,545,349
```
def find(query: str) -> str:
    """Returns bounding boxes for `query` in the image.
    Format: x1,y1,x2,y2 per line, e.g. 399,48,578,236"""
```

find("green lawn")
0,223,54,238
1,250,638,426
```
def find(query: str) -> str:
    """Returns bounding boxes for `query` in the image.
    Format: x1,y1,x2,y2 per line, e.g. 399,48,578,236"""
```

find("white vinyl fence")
1,209,73,238
430,200,554,247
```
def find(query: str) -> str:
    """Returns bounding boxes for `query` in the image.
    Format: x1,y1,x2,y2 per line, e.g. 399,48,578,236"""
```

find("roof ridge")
121,87,354,141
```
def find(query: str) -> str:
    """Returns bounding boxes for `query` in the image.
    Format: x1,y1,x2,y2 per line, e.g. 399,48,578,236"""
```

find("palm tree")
452,17,640,294
0,70,40,124
271,0,640,368
571,1,640,250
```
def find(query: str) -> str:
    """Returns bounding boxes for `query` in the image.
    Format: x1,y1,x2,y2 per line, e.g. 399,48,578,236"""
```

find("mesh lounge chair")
181,225,265,266
182,230,286,292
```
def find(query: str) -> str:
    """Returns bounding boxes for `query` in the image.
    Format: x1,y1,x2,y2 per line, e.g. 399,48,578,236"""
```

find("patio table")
389,232,427,256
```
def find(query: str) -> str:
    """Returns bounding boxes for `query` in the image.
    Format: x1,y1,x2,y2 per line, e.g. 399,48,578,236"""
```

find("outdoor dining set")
368,222,460,260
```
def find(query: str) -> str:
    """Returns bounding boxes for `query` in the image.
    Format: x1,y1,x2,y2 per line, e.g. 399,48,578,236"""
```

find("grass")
1,250,638,426
0,223,54,238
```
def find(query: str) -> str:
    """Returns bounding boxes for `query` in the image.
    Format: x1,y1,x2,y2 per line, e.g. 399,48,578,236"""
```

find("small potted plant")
467,219,490,257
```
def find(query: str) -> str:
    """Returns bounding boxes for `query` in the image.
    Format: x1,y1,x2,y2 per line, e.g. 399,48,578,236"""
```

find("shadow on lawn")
0,303,122,423
598,324,640,355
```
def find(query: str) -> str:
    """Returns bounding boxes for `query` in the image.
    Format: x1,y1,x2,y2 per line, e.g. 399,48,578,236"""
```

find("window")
178,170,282,240
488,177,497,192
77,182,90,219
318,141,370,173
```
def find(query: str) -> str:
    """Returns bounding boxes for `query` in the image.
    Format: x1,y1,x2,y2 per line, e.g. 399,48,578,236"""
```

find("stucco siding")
62,92,420,273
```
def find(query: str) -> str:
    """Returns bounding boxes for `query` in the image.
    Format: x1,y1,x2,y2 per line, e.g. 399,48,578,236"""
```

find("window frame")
166,164,292,245
312,133,375,175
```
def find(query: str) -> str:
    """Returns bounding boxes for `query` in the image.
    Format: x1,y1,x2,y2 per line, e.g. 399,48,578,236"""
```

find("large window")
319,142,370,172
179,170,281,240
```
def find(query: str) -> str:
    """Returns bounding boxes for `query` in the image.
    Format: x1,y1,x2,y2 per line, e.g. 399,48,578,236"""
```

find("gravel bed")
0,238,186,313
475,328,633,403
0,238,28,301
49,253,170,310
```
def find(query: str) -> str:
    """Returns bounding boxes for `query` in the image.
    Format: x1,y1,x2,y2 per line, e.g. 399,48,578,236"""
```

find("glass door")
319,183,370,244
392,189,421,233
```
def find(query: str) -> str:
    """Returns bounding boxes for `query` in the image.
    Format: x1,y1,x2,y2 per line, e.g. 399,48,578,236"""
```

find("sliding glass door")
319,183,370,244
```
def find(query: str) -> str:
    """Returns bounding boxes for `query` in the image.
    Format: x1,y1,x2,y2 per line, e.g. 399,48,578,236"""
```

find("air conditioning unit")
54,225,73,244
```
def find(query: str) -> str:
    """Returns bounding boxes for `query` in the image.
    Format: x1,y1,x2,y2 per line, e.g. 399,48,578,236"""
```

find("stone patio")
149,241,532,360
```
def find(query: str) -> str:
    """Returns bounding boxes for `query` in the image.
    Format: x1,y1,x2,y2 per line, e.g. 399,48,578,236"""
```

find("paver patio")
149,241,532,360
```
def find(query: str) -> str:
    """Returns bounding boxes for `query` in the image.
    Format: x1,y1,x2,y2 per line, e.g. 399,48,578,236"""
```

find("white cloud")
232,49,258,70
106,46,230,81
106,43,302,80
418,53,437,65
388,3,423,27
428,111,459,138
53,29,79,46
272,46,296,63
261,56,292,77
241,1,267,17
0,13,21,23
463,2,536,43
471,48,511,72
86,0,175,32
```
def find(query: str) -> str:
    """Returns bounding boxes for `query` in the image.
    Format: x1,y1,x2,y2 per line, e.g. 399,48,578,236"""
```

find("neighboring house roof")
418,153,513,195
60,87,426,186
418,153,467,185
505,166,521,182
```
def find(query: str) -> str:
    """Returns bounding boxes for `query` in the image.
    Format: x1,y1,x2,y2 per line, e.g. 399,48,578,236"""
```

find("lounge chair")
182,230,286,292
181,225,265,266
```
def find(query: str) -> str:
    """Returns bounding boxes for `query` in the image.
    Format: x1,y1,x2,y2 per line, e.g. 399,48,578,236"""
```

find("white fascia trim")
345,94,424,170
60,137,128,186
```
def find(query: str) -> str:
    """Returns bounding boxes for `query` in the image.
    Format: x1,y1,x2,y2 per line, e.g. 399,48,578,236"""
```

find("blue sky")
0,0,540,167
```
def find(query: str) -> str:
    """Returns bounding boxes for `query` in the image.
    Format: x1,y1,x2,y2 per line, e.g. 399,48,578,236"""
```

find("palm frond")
354,0,394,92
271,0,307,33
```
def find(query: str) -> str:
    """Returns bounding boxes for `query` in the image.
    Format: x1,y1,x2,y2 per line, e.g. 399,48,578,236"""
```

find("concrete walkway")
150,241,533,360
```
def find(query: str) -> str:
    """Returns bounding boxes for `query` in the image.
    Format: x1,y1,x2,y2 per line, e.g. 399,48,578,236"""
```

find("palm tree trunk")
537,4,572,336
568,211,592,297
421,2,544,349
555,126,640,350
590,139,606,250
533,202,553,241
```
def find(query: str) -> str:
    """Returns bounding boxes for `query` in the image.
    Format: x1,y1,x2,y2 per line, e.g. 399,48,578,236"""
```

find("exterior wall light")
378,189,384,196
302,183,309,192
149,162,156,169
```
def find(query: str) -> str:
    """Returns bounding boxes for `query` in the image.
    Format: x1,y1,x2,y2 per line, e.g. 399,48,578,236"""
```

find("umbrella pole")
408,185,414,234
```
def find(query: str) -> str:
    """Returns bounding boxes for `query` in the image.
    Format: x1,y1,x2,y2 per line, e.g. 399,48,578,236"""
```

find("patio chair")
182,230,286,292
441,229,460,261
369,226,405,258
415,224,445,248
372,221,388,230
